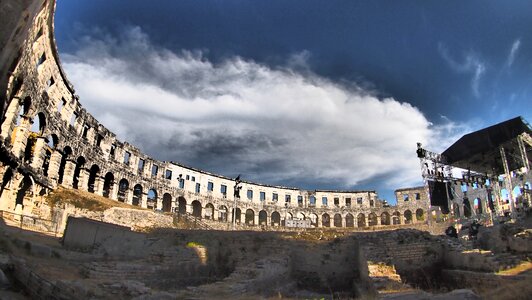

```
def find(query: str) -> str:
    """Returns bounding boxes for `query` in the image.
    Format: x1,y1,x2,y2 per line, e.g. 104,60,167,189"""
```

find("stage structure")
417,117,532,222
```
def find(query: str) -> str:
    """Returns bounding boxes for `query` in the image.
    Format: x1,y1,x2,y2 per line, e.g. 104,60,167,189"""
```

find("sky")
54,0,532,203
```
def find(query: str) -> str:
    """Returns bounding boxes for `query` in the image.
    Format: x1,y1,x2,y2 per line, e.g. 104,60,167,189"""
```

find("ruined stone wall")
0,0,430,231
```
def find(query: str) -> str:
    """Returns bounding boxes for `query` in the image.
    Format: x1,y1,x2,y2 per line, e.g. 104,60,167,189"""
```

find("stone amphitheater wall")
0,0,431,230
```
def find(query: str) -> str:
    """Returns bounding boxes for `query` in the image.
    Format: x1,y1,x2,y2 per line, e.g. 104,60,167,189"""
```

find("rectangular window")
186,175,190,180
357,197,363,205
36,53,46,69
221,184,227,197
297,195,303,205
191,176,195,182
346,198,351,207
195,183,201,193
403,194,409,202
110,144,116,159
260,191,266,201
46,77,55,92
272,193,278,201
123,151,131,164
165,170,172,180
138,159,145,172
309,196,316,206
415,193,421,200
82,124,89,138
96,134,103,147
57,98,66,112
247,189,253,200
151,164,158,176
285,194,291,203
370,199,374,207
322,196,328,206
179,179,185,189
334,197,339,206
207,182,214,191
70,112,77,126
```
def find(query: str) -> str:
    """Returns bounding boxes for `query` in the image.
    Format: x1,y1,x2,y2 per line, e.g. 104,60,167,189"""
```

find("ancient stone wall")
0,0,430,231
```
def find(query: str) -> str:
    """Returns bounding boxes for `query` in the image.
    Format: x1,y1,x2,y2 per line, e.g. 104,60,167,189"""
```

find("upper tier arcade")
0,0,429,229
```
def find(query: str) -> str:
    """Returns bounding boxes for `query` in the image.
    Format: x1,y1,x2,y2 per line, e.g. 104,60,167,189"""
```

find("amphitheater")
0,1,531,299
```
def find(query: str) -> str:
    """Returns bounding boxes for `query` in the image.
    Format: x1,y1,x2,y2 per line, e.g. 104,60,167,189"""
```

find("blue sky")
54,1,532,203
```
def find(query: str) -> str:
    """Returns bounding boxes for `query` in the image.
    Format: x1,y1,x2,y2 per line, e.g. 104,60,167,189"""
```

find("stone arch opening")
178,196,187,214
132,184,143,206
333,213,342,227
343,213,353,227
0,168,14,200
147,188,158,210
30,112,46,134
321,213,330,227
309,213,318,227
87,164,100,193
415,208,425,221
42,149,52,176
232,208,241,224
103,172,114,198
218,205,228,222
404,210,413,224
259,210,267,225
392,211,401,225
15,176,33,209
117,178,129,202
463,198,472,217
72,156,86,189
357,213,366,227
23,134,36,162
192,200,202,218
271,211,281,226
296,212,305,221
57,146,72,184
204,203,214,220
245,209,255,225
368,213,378,226
47,134,58,149
381,212,390,225
162,193,172,212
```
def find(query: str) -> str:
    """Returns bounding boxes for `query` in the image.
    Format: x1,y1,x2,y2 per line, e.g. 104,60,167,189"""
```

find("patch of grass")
45,187,144,212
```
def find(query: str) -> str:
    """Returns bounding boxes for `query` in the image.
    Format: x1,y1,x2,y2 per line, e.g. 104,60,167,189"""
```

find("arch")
192,200,202,218
286,212,293,220
178,196,187,214
102,172,114,198
245,209,255,225
512,186,522,199
132,184,143,206
23,134,36,162
322,213,331,227
271,211,281,226
232,208,242,224
333,213,342,227
41,149,51,176
47,134,58,149
259,210,267,225
147,188,158,209
392,211,401,225
309,213,318,227
72,156,86,189
296,212,305,220
15,176,33,208
218,205,228,222
30,112,46,134
404,210,413,224
380,212,390,225
345,213,354,227
87,164,100,193
473,198,482,215
368,213,378,226
57,146,72,184
117,178,129,202
463,198,472,217
204,203,214,220
357,213,366,228
415,209,425,221
162,193,172,212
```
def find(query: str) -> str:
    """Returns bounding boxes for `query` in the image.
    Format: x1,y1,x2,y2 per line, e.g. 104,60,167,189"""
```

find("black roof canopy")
441,117,531,174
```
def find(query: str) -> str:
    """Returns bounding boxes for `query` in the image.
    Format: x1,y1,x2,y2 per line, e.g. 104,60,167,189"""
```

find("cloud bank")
62,27,467,196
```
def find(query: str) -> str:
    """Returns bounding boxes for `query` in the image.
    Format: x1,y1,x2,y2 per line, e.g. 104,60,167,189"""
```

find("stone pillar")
30,137,47,169
186,203,193,214
376,215,381,226
78,168,89,191
254,214,259,225
61,160,76,188
46,151,63,185
141,192,148,208
156,199,162,210
110,182,119,200
94,176,104,196
239,212,245,224
124,188,133,205
10,121,30,157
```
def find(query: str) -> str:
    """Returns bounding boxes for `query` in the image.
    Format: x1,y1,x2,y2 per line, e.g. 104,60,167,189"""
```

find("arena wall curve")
0,0,430,229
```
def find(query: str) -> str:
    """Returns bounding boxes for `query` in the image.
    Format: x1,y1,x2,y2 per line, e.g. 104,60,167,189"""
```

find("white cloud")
438,43,486,98
506,39,521,67
62,27,468,194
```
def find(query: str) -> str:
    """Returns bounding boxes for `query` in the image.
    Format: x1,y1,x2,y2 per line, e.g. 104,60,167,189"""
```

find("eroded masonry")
0,0,430,229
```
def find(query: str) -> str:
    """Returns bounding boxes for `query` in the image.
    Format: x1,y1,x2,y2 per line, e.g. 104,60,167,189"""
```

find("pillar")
110,182,119,200
61,160,76,188
77,168,89,191
500,146,516,218
141,192,148,208
46,151,63,185
30,137,47,169
254,214,259,225
93,176,104,196
10,121,30,157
